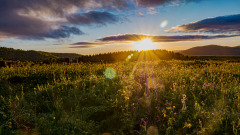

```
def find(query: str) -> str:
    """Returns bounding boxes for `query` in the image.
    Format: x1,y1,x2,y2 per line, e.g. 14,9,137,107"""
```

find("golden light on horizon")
135,38,157,51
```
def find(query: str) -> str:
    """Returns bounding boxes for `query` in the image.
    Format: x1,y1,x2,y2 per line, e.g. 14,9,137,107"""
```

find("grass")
0,60,240,134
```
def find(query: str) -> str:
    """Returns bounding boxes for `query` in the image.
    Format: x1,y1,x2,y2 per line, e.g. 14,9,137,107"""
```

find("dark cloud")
0,10,83,39
136,0,202,7
0,0,130,16
43,26,83,39
70,42,98,45
69,45,95,48
0,0,202,40
166,14,240,34
66,11,119,25
0,11,116,40
0,0,126,40
0,11,50,38
69,33,238,49
97,34,238,42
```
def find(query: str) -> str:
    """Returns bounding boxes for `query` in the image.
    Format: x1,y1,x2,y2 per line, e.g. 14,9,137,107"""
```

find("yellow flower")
8,122,12,125
125,96,129,100
3,114,7,118
188,123,192,128
164,114,166,117
173,106,175,108
8,125,12,128
53,117,56,120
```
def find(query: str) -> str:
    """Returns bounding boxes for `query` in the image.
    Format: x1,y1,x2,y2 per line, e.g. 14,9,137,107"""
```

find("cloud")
70,42,102,45
0,10,117,40
135,0,202,7
0,0,203,40
69,33,239,49
69,45,95,48
147,7,157,15
166,14,240,34
138,12,145,17
0,10,83,39
68,41,104,48
43,26,83,39
97,34,239,42
0,0,127,40
66,11,119,25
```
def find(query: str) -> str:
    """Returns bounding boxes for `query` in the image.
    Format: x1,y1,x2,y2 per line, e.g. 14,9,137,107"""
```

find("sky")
0,0,240,55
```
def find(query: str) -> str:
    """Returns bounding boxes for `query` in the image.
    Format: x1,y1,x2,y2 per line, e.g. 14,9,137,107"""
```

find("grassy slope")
0,47,58,61
0,47,82,61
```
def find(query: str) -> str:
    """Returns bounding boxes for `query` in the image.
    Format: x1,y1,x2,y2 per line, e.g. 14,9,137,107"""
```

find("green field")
1,60,240,134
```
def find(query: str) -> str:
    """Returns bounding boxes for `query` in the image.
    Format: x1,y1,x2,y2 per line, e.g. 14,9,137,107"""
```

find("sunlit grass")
0,60,240,134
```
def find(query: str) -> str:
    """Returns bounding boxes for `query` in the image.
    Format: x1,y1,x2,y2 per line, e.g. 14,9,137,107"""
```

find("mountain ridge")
180,45,240,56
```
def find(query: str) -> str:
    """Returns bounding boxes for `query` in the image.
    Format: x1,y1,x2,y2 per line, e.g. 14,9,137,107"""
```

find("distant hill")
181,45,240,56
0,47,81,61
51,53,82,60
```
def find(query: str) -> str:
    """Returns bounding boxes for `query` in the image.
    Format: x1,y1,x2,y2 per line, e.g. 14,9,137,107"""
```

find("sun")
135,38,157,51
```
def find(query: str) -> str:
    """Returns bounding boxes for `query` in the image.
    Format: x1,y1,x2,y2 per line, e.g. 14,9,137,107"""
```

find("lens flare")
104,68,116,79
160,20,168,28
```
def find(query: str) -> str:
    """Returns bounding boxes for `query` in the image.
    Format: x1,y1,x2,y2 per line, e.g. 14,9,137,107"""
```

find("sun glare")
136,38,157,51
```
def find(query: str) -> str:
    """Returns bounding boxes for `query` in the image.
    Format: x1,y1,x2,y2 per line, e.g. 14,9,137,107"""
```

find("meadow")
1,60,240,134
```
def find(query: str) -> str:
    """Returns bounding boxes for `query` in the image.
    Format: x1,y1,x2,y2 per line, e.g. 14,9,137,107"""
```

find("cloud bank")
167,14,240,34
136,0,202,7
0,0,202,40
0,0,128,40
97,34,238,42
69,33,239,48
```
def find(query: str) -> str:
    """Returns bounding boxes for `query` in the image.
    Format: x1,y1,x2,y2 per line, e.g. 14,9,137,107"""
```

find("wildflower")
235,99,238,103
93,85,96,88
8,125,12,129
125,96,129,100
3,114,7,118
141,118,147,131
193,84,196,87
8,122,12,125
181,94,187,112
53,117,56,120
164,114,166,117
182,85,185,88
166,107,171,110
215,86,219,88
173,106,175,109
173,83,177,85
188,123,192,128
